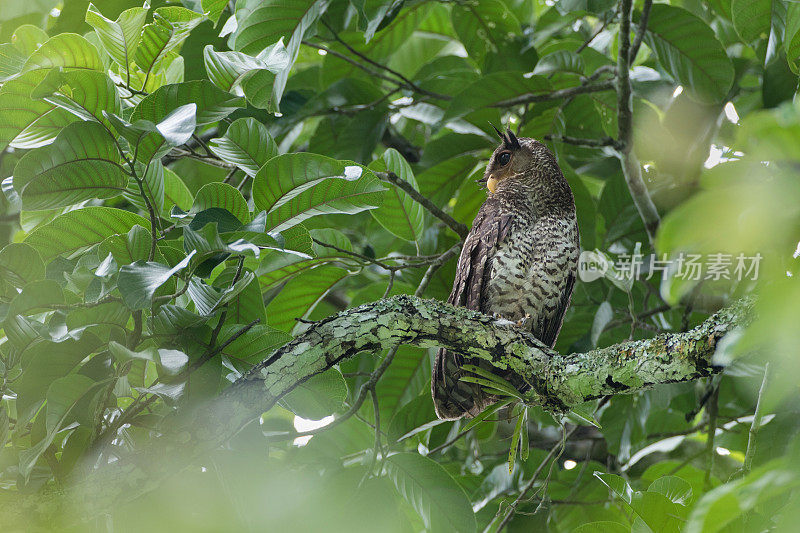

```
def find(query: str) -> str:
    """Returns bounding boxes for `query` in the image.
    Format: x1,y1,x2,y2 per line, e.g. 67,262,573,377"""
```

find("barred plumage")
432,131,579,420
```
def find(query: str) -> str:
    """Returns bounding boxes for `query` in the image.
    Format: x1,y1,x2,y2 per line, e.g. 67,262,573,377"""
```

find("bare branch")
493,80,616,108
616,0,660,243
377,171,470,239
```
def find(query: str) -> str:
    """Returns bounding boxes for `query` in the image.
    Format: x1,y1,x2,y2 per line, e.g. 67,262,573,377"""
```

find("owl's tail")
431,348,494,420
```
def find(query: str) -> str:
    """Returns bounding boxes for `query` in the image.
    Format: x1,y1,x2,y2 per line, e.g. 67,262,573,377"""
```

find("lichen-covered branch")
8,296,751,527
236,295,751,414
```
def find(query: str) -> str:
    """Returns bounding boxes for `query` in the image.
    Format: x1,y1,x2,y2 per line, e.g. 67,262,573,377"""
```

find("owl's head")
482,127,567,200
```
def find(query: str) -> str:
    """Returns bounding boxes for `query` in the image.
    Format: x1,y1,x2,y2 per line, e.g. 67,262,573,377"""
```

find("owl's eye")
497,151,512,166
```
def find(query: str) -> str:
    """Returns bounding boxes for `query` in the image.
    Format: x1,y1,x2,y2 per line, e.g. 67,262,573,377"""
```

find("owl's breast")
485,216,579,328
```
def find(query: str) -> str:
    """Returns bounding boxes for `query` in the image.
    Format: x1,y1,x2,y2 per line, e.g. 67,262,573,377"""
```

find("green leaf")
648,476,693,505
24,206,149,260
252,153,385,232
124,159,165,215
785,3,800,73
7,279,64,316
213,266,265,325
643,4,735,103
32,69,122,128
731,0,772,42
376,346,431,421
134,7,205,83
266,265,347,331
187,270,256,315
208,117,278,177
0,70,78,151
450,0,520,66
12,121,127,210
85,3,147,70
0,242,45,290
118,251,195,310
684,462,800,533
368,149,425,242
203,40,289,93
192,182,250,224
162,167,193,217
280,368,347,419
22,33,103,74
127,80,243,162
594,472,686,533
233,0,329,111
216,324,292,365
384,453,477,533
444,72,551,122
202,0,228,25
19,374,102,480
417,155,478,208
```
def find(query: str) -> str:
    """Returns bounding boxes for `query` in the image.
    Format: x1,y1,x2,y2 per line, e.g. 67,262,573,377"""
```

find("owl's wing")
536,272,575,348
433,199,513,420
448,198,513,312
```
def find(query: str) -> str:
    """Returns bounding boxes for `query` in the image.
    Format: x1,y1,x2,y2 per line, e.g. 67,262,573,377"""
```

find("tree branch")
493,79,616,108
377,171,470,239
616,0,660,243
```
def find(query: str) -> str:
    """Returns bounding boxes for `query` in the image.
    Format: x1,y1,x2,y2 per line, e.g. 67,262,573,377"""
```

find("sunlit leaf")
12,121,127,210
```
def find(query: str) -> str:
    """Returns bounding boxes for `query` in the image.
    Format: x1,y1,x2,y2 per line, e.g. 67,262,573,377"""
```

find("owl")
432,128,580,420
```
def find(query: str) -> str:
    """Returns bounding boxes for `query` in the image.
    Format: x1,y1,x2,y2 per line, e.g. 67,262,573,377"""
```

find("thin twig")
616,0,660,243
493,79,616,108
378,171,469,239
544,135,620,149
738,364,770,477
703,385,720,489
491,425,579,532
629,0,653,63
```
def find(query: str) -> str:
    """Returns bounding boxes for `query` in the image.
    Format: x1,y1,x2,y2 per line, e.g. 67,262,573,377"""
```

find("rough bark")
5,296,752,527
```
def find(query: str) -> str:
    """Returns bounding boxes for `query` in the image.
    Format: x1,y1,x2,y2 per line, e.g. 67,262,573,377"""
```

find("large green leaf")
118,252,195,310
384,453,477,533
109,102,197,163
134,7,205,84
162,167,193,217
684,462,800,533
127,80,243,162
643,4,735,103
22,33,103,74
208,117,279,177
192,182,251,224
594,472,687,533
203,39,289,94
368,149,425,242
0,242,45,291
187,270,256,315
252,153,385,232
450,0,520,66
85,3,147,70
0,70,78,151
444,72,551,121
375,346,430,421
266,265,347,332
31,69,122,128
785,3,800,73
280,368,347,419
12,121,128,210
23,207,149,260
213,266,265,325
731,0,772,42
18,374,103,480
233,0,329,111
131,80,244,126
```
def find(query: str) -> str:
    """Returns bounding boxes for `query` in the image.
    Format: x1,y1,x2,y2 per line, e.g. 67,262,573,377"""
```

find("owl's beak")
486,175,498,194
